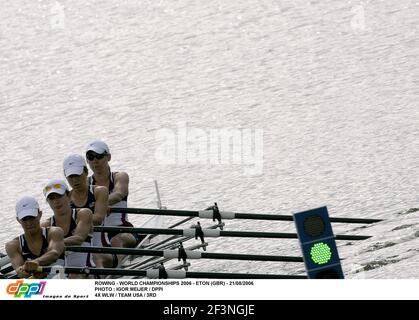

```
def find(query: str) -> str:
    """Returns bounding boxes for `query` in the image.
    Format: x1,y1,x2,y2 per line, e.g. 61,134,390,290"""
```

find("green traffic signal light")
294,207,344,278
310,242,332,265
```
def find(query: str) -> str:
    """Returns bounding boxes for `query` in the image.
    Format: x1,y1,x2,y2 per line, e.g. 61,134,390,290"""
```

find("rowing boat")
1,181,377,279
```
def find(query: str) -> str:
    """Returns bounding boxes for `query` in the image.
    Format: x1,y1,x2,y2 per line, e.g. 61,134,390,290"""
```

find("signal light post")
293,206,344,279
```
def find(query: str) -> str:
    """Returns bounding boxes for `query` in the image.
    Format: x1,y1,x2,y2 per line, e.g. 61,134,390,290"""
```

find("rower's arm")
64,208,93,246
108,172,129,206
32,227,64,266
5,239,28,278
93,186,109,225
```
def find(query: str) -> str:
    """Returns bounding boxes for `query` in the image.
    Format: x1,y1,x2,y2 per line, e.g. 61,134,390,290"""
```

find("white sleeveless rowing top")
89,170,129,226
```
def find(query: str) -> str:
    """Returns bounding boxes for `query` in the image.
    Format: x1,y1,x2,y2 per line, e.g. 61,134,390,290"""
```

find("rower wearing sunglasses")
41,179,94,278
85,140,139,252
5,196,65,278
62,154,113,269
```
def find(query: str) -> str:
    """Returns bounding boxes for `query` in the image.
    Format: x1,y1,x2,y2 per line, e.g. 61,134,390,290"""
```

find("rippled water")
0,0,418,278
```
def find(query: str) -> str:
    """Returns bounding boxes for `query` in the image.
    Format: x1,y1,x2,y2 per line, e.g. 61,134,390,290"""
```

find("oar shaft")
236,213,382,224
41,266,306,279
330,217,382,224
111,207,382,224
0,255,10,268
185,272,306,279
66,246,304,263
94,226,371,241
67,246,162,256
113,208,198,217
96,227,181,235
0,265,13,274
221,230,296,239
335,235,370,240
203,252,304,262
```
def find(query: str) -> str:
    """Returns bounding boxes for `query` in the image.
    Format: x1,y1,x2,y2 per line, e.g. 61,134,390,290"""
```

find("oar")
110,207,383,224
66,246,304,263
145,222,222,251
122,222,222,270
39,266,307,279
0,255,12,276
0,255,10,268
128,242,208,270
95,226,371,241
0,265,13,275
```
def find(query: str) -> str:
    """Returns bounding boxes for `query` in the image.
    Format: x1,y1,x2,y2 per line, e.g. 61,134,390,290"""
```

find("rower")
85,140,140,252
5,196,64,278
63,154,113,269
41,179,93,278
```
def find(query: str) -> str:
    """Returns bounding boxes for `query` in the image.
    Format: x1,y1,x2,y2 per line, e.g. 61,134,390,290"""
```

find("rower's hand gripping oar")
34,265,66,279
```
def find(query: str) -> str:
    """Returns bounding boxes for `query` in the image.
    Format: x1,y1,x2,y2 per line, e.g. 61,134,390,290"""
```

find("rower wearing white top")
85,140,138,250
41,179,93,278
5,196,64,278
63,154,113,268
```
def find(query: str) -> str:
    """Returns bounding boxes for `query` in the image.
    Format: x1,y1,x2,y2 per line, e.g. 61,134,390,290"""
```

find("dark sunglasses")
86,152,107,161
21,216,37,222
